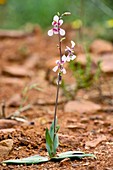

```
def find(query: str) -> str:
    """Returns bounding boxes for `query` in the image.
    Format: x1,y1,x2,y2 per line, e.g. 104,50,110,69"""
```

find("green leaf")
53,133,59,154
49,119,59,139
49,119,59,156
2,151,96,165
45,128,53,158
49,120,55,140
46,119,60,158
51,151,96,160
2,155,48,165
56,125,60,133
58,151,84,156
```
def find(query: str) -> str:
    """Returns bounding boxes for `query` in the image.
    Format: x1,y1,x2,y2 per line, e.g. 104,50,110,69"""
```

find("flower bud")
57,12,60,16
60,37,66,42
62,12,71,16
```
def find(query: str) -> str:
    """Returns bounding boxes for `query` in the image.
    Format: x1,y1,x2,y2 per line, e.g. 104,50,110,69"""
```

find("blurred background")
0,0,113,42
0,0,113,114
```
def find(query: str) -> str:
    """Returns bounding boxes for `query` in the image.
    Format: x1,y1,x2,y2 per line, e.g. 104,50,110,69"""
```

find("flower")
48,15,65,36
53,55,67,74
65,41,76,62
54,55,67,85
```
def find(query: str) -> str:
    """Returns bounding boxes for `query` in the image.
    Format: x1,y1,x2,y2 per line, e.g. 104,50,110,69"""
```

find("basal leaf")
58,151,84,156
2,151,96,165
2,155,48,165
49,119,59,139
51,151,96,160
49,119,58,140
45,128,53,158
53,133,59,154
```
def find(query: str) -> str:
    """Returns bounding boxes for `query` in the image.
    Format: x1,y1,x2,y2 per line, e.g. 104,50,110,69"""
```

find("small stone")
67,123,86,130
0,139,13,158
2,66,34,77
59,158,70,167
105,168,113,170
24,53,40,69
88,165,96,170
90,39,113,54
1,77,24,86
108,128,113,135
85,135,107,148
0,128,15,133
64,100,101,113
7,94,21,107
0,119,18,129
72,163,79,168
101,54,113,73
80,118,89,123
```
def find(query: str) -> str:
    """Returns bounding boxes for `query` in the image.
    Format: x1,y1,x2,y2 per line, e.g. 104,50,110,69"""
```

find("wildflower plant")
45,12,95,160
2,12,95,165
46,12,77,158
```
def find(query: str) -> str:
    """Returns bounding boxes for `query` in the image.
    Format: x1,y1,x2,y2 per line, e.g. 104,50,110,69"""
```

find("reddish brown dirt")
0,27,113,170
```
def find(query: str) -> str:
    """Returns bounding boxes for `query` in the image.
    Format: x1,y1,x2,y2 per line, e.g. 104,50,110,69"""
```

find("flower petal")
60,29,65,36
67,55,71,62
62,68,66,74
59,19,63,26
52,21,56,26
53,66,58,72
56,60,60,64
53,30,58,34
65,46,71,51
48,29,53,36
71,41,75,48
53,15,59,22
71,55,76,60
62,55,67,63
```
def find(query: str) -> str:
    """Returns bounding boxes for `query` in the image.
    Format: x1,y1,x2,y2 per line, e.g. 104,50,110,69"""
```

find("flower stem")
53,19,62,142
53,75,60,141
58,33,62,62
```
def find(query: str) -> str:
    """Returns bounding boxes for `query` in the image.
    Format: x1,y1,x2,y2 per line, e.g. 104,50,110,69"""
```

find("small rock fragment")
59,158,70,167
0,139,13,157
7,94,21,107
0,128,15,133
64,100,101,113
0,119,18,129
80,118,89,123
101,54,113,73
1,77,24,86
85,135,107,148
24,53,40,69
90,39,113,54
67,123,86,130
2,66,34,77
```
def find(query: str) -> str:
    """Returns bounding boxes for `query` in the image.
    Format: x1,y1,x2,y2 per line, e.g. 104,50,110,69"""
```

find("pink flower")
65,41,76,62
48,15,65,36
53,55,67,74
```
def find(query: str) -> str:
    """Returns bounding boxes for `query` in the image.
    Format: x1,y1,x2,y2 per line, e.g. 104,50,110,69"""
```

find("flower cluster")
48,15,65,36
48,13,76,84
52,41,76,83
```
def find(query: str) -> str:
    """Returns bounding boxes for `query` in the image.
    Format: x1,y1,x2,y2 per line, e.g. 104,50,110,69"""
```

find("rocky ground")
0,26,113,170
